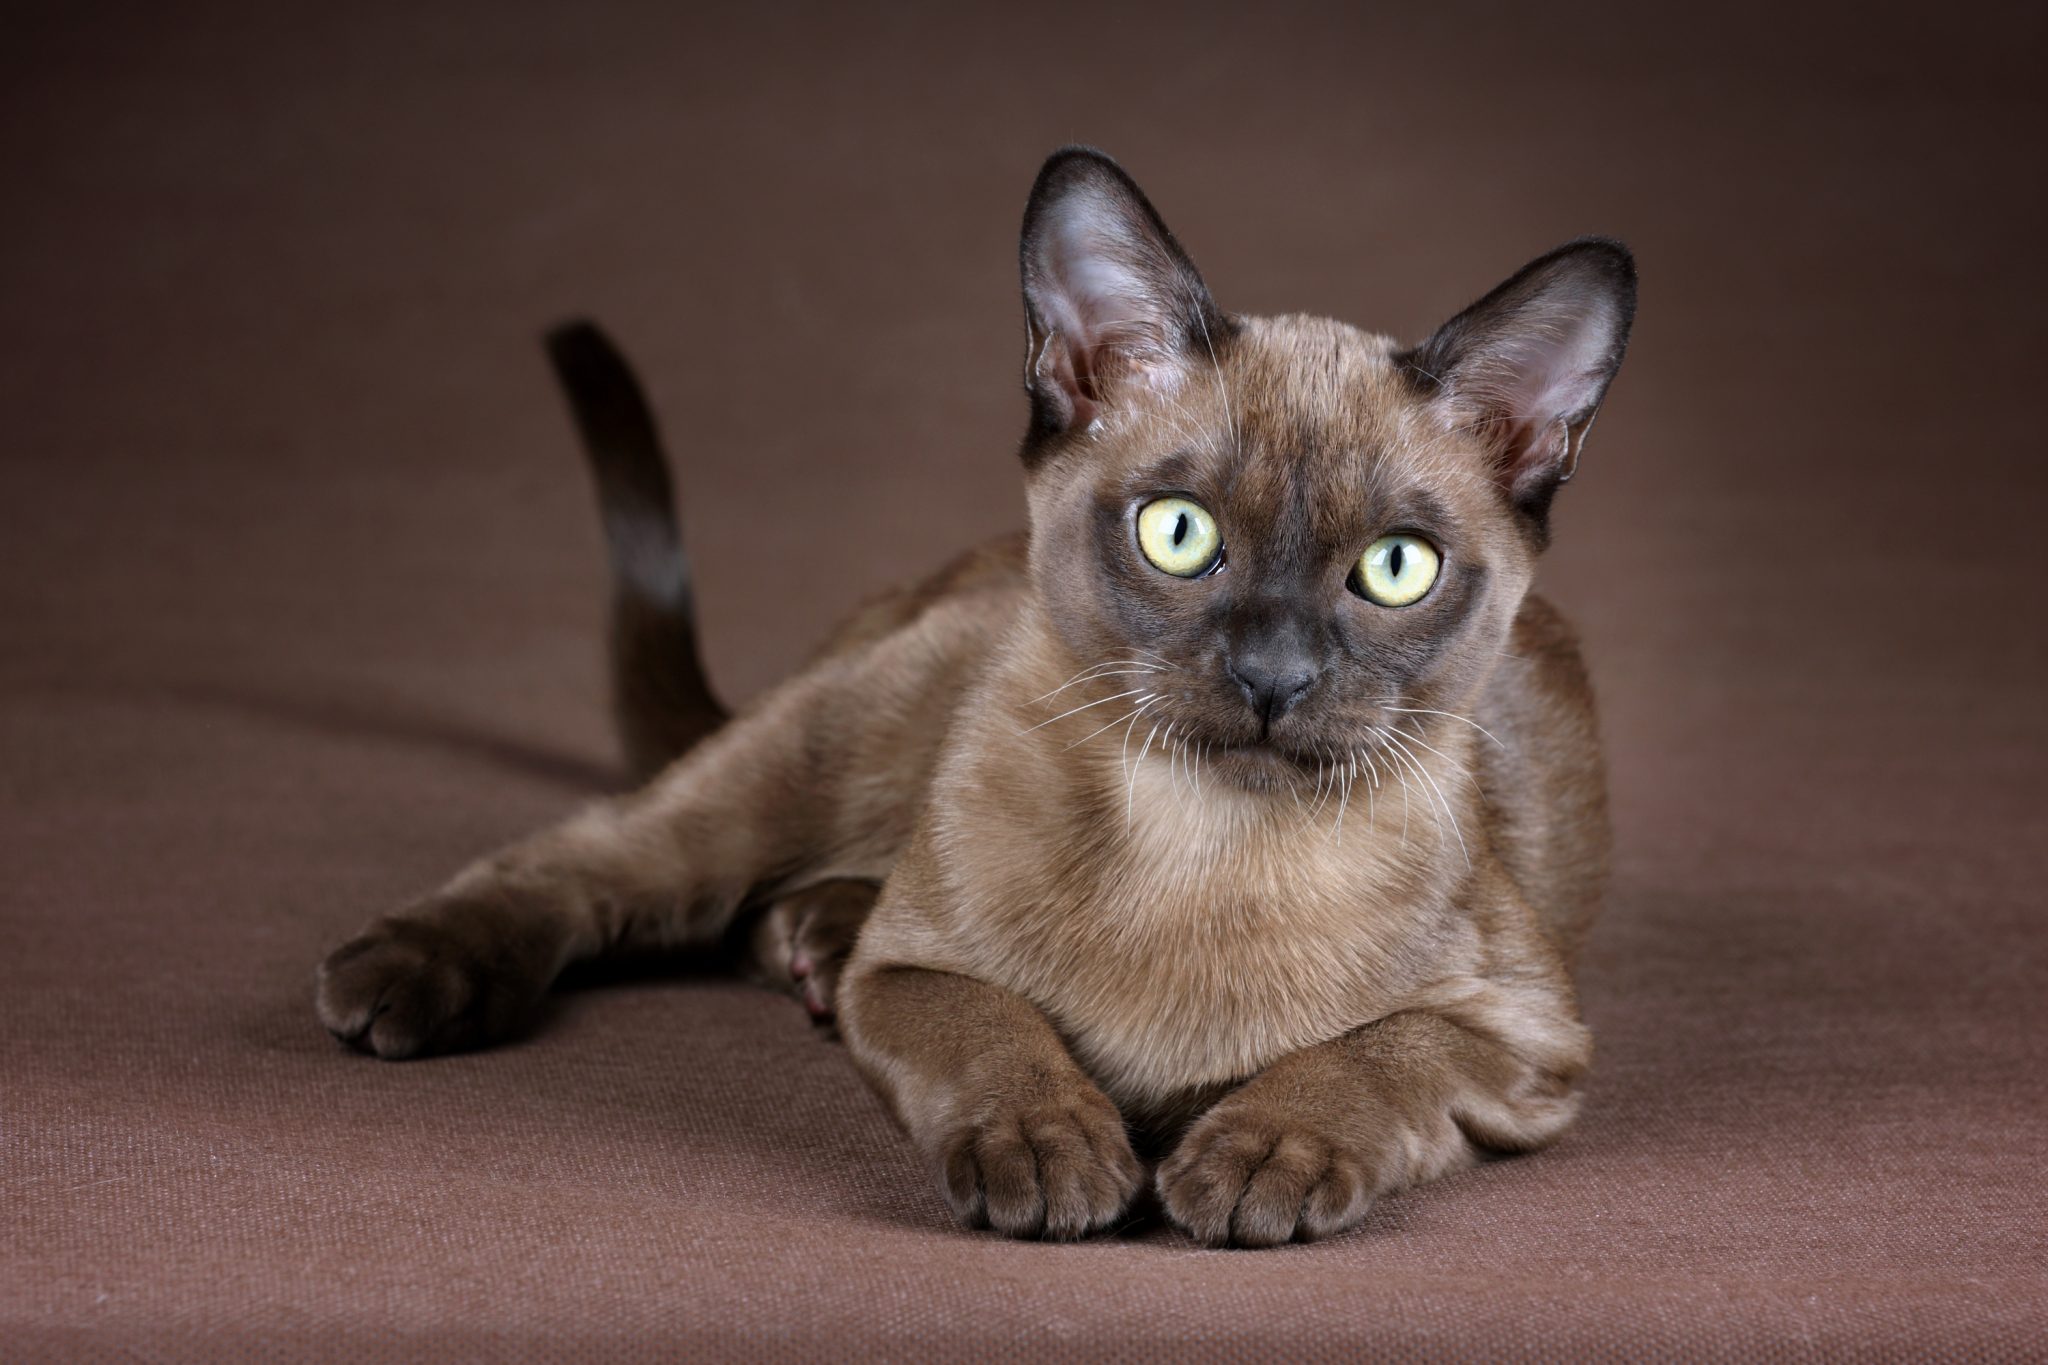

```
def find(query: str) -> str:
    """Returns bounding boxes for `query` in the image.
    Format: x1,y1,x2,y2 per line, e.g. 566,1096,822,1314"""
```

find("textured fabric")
3,2,2044,1360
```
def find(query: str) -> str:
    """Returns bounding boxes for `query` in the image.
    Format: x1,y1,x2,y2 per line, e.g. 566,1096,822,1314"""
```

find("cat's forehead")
1226,314,1405,416
1104,314,1481,524
1222,315,1419,472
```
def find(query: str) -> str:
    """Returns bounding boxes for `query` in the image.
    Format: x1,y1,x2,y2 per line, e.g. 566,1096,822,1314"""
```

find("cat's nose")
1227,656,1319,725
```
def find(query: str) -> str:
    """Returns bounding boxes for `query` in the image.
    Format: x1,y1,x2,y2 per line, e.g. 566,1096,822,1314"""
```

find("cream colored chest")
948,768,1466,1107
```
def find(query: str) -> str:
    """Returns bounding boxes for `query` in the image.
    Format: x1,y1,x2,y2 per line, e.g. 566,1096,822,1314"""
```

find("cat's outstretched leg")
1154,869,1590,1246
313,776,776,1058
314,608,981,1058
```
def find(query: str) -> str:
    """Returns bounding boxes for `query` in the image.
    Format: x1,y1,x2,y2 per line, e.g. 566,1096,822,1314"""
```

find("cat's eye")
1352,534,1441,607
1135,497,1222,577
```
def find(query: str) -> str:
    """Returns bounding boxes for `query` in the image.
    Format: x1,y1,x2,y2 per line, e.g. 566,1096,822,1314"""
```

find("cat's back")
808,531,1031,664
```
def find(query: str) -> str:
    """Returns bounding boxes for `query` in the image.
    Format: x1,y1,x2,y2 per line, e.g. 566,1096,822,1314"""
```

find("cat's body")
317,150,1634,1246
859,577,1604,1124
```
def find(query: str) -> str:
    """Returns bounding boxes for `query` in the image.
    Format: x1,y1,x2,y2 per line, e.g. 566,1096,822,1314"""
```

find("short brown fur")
316,149,1634,1246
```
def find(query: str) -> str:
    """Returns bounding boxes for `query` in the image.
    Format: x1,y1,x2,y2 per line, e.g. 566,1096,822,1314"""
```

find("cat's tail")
545,319,727,783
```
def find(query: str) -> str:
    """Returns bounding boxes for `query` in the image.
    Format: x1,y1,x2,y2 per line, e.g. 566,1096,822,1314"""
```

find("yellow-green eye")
1136,497,1222,577
1354,534,1441,606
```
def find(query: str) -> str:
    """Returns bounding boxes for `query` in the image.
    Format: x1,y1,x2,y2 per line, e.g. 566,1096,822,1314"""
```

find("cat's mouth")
1202,737,1324,786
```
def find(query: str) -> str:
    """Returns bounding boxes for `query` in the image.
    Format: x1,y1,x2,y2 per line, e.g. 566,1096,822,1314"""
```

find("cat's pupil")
1172,513,1188,547
1389,543,1405,577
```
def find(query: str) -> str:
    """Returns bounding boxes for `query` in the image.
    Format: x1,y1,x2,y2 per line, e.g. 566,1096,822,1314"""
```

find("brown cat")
316,147,1635,1247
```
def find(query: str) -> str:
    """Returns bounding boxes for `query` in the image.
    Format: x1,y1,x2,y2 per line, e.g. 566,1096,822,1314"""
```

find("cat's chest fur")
924,741,1473,1113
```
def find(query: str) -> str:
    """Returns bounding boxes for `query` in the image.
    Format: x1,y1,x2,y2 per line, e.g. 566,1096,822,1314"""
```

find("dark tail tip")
544,319,727,780
545,321,677,582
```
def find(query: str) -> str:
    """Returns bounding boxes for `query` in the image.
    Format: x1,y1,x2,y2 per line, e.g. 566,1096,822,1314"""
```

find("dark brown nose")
1227,655,1319,726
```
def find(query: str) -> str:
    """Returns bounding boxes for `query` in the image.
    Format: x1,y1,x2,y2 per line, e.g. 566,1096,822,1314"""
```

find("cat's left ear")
1019,147,1228,447
1399,239,1636,530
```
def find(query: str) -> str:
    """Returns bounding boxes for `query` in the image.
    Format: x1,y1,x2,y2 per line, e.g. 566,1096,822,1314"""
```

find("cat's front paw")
936,1085,1142,1240
315,899,554,1059
1157,1097,1376,1247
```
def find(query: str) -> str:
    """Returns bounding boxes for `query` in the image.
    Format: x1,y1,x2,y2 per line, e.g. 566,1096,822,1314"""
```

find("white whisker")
1387,721,1484,793
1020,688,1150,735
1029,661,1163,705
1380,704,1509,752
1313,744,1338,820
1126,721,1162,830
1030,669,1162,708
1063,694,1156,751
1376,725,1469,868
1329,756,1353,845
1118,700,1159,791
1376,737,1410,843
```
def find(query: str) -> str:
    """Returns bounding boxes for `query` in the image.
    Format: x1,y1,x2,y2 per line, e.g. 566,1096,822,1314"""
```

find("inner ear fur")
1399,238,1637,531
1018,147,1229,451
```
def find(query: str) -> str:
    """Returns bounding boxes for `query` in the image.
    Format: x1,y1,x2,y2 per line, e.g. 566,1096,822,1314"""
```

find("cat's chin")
1203,742,1319,792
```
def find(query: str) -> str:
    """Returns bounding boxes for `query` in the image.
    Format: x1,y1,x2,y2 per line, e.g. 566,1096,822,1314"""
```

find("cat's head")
1016,148,1634,788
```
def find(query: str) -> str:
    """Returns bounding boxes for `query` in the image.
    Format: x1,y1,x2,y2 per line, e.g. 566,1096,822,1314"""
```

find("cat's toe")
939,1089,1141,1240
780,881,877,1020
314,908,545,1059
793,924,853,1020
1158,1114,1373,1247
318,926,461,1058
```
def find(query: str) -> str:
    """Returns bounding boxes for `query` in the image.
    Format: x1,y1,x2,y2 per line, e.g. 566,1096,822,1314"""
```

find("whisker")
1371,733,1411,844
1019,688,1151,735
1126,720,1163,831
1377,726,1470,869
1379,704,1509,751
1329,756,1353,846
1063,694,1155,751
1297,748,1324,827
1118,700,1158,792
1318,749,1351,822
1310,743,1338,821
1386,721,1484,792
1029,661,1162,705
1385,742,1432,852
1356,751,1376,831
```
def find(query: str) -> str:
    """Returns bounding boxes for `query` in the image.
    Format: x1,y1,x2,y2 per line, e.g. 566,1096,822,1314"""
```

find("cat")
316,146,1635,1248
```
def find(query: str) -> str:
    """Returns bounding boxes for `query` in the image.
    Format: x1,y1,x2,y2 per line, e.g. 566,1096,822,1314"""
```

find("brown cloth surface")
4,3,2044,1360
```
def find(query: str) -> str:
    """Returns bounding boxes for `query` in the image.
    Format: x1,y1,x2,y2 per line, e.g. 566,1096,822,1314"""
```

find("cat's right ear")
1019,148,1226,446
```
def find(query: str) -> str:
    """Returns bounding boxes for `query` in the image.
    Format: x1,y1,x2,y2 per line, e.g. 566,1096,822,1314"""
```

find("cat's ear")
1399,239,1636,528
1019,147,1226,443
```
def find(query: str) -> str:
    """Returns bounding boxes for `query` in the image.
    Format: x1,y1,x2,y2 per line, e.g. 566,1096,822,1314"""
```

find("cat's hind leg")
315,607,982,1058
744,879,880,1021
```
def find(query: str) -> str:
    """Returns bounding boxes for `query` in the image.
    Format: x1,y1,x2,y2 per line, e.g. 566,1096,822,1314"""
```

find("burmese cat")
316,147,1635,1247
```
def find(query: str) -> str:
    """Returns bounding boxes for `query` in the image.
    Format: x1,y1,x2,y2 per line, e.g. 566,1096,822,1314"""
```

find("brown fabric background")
3,2,2044,1359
